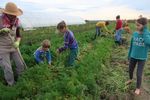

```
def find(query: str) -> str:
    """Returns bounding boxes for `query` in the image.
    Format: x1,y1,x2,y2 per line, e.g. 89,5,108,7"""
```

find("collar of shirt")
2,13,19,28
38,47,49,53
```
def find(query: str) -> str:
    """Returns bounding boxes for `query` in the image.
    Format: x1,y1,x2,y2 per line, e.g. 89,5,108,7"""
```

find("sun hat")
2,2,23,16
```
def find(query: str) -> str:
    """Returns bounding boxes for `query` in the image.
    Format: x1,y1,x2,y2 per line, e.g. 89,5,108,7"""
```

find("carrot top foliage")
0,22,133,99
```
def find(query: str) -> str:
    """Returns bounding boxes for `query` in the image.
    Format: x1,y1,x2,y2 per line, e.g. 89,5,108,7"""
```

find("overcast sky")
1,0,150,20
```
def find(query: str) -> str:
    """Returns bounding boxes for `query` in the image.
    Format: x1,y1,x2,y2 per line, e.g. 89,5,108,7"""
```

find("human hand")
0,28,10,34
13,41,20,48
56,49,60,55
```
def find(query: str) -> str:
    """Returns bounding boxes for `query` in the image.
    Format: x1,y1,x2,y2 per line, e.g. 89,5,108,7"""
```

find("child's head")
105,21,109,26
57,21,67,33
136,17,147,32
116,15,120,19
41,39,50,51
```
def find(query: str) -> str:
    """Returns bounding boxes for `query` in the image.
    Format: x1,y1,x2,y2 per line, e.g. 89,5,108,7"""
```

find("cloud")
1,0,150,20
20,0,42,3
68,5,150,20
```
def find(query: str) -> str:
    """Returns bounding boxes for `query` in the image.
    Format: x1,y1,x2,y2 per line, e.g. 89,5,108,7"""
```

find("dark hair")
116,15,120,19
57,21,66,30
105,21,109,25
137,17,147,26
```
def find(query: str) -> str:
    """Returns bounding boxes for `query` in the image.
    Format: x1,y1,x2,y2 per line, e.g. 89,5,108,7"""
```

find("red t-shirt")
116,19,122,30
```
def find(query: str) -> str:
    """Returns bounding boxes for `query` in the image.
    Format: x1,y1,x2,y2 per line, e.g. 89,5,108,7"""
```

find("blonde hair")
57,21,67,30
41,39,51,48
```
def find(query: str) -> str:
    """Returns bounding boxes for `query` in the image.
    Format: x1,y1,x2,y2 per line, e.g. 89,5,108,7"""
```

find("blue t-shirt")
34,47,51,64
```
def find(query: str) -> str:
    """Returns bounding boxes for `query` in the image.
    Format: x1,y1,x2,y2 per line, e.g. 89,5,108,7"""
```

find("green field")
0,22,150,100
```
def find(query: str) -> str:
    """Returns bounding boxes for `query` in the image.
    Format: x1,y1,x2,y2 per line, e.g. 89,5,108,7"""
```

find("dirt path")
110,44,150,100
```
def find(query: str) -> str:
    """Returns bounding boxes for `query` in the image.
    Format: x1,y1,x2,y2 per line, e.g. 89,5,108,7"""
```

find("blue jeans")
115,29,123,44
94,27,101,39
65,47,78,67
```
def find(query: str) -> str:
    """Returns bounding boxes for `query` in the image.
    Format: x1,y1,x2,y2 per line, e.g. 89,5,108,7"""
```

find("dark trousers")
129,58,145,89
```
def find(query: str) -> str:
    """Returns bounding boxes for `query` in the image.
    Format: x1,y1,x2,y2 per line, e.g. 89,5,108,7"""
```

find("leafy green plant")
0,22,138,99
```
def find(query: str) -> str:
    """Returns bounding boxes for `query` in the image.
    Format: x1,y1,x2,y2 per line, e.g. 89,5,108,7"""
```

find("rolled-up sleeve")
16,27,21,38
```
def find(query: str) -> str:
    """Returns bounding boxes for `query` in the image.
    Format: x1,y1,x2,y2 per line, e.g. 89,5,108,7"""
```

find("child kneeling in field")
126,17,150,95
56,21,78,67
34,39,51,65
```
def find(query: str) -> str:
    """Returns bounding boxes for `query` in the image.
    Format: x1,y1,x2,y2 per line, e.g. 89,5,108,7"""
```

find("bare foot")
135,89,141,95
125,80,133,85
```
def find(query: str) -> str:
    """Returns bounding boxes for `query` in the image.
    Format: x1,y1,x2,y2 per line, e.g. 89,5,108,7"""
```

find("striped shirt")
58,30,78,53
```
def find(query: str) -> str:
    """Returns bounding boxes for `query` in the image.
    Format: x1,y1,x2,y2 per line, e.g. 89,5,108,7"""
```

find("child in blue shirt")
34,39,51,65
56,21,78,67
126,17,150,95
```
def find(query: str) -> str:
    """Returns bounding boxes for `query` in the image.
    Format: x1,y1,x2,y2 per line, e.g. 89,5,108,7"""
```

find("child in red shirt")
114,15,123,45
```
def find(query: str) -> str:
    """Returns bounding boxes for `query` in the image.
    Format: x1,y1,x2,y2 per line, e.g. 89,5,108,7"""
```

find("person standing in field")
93,21,110,39
34,39,51,66
0,2,25,86
126,17,150,95
56,21,78,67
114,15,123,45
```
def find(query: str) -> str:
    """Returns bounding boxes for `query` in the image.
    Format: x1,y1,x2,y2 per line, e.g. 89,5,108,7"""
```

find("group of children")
34,16,150,95
34,21,78,67
94,15,131,45
35,15,129,68
94,16,150,95
35,15,125,67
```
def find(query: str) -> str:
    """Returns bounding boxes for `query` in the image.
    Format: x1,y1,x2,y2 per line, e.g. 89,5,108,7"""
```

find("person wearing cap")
126,17,150,95
0,2,25,86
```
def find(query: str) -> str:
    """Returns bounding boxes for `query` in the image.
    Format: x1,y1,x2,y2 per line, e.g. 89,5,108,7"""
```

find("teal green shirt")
128,27,150,60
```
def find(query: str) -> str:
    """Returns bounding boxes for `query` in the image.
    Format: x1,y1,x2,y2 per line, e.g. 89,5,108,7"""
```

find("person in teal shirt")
126,17,150,95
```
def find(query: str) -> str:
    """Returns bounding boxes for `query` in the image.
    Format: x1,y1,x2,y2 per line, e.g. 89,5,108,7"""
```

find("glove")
13,41,20,48
0,28,10,34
